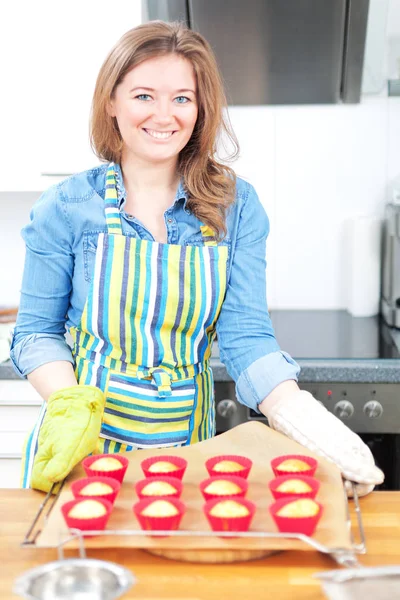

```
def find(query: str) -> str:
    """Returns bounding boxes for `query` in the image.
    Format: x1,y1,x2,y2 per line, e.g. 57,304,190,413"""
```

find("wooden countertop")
1,489,400,600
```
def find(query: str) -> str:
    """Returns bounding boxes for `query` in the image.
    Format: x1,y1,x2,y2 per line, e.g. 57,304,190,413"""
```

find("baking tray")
22,422,365,566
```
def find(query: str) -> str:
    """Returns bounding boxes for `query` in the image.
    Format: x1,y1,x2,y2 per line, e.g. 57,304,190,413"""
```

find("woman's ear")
106,99,116,118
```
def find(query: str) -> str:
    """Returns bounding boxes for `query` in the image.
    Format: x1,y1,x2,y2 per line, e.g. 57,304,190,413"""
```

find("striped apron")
21,164,228,486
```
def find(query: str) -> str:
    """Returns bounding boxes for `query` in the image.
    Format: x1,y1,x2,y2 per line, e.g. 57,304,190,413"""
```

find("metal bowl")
13,558,135,600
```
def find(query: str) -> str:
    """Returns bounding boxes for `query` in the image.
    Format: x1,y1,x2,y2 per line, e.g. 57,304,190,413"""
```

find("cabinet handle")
40,172,73,177
0,402,42,407
0,453,21,459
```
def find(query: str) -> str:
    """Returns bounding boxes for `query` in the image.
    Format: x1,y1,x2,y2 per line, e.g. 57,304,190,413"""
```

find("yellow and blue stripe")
21,162,228,485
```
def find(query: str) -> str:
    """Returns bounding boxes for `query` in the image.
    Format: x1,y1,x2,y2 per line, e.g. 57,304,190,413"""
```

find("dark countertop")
2,311,400,383
0,362,19,380
211,357,400,382
3,358,400,383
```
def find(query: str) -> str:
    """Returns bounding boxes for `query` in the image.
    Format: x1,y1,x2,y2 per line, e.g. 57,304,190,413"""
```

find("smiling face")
108,54,198,167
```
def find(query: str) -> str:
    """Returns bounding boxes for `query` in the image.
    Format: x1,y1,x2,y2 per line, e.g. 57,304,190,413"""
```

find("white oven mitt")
264,390,384,497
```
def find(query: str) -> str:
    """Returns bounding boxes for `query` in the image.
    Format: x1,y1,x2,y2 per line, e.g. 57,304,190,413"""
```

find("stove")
213,310,400,490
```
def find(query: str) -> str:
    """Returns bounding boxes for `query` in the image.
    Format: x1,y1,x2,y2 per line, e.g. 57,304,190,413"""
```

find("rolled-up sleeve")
10,186,74,378
216,182,300,411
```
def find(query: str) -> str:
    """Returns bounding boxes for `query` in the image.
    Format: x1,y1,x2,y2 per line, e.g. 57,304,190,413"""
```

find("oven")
213,310,400,491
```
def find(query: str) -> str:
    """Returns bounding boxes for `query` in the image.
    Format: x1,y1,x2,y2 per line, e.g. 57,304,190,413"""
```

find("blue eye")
175,96,190,104
135,94,152,101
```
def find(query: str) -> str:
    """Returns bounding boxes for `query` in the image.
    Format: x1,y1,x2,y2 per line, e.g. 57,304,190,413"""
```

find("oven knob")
364,401,383,419
217,399,237,418
333,400,354,419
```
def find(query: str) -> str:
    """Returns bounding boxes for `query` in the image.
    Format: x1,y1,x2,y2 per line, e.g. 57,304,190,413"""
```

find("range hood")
143,0,370,105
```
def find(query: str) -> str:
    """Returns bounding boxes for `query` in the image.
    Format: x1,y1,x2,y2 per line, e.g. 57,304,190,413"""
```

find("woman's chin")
138,150,180,164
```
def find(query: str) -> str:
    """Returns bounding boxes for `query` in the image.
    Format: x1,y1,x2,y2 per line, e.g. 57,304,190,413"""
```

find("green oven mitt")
30,385,105,493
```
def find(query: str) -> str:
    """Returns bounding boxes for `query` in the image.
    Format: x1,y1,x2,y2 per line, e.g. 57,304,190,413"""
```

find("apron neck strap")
104,164,123,235
104,164,218,244
200,224,217,246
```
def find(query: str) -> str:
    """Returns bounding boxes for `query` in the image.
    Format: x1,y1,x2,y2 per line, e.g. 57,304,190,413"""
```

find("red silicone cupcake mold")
135,476,183,500
133,497,186,535
200,475,248,501
205,455,253,479
268,475,320,501
71,476,121,506
270,454,318,478
82,454,129,484
269,497,323,537
61,497,113,532
140,455,187,480
204,497,256,533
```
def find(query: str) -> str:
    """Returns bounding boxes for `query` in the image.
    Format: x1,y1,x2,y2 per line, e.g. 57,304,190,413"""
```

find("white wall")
229,97,399,309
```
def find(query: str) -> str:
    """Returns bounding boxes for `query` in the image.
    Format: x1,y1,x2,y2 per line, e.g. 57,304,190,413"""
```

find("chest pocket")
185,234,231,282
184,234,231,261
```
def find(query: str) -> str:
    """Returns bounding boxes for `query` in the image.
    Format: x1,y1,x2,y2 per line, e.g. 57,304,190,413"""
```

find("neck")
120,151,180,196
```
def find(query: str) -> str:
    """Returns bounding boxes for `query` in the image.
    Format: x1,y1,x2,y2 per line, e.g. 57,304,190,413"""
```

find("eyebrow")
129,86,196,94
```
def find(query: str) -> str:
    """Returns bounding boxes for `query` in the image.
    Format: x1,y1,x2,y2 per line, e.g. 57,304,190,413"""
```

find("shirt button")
185,209,190,215
167,218,173,223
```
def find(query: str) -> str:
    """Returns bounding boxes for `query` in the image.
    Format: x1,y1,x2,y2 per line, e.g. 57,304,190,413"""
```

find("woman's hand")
259,387,384,496
29,385,105,493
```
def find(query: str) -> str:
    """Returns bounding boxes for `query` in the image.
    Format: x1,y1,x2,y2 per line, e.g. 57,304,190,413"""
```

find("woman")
11,21,383,495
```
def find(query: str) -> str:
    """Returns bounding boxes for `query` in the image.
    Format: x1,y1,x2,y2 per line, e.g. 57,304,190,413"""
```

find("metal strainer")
13,558,135,600
314,482,400,599
315,565,400,600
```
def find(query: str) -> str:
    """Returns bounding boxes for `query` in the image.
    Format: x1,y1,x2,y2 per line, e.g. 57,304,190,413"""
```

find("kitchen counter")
211,358,400,383
3,357,400,383
1,489,400,600
3,358,400,383
0,362,18,379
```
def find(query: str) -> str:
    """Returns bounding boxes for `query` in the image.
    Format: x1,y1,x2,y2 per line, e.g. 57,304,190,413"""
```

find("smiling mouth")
143,129,176,139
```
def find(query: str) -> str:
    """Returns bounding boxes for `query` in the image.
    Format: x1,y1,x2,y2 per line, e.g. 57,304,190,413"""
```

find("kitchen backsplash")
2,97,400,310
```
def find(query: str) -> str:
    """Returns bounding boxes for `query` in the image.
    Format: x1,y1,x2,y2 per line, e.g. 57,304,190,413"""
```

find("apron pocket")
101,372,196,449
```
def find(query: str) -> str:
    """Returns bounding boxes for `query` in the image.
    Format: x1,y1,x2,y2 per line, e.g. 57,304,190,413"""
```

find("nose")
151,99,175,125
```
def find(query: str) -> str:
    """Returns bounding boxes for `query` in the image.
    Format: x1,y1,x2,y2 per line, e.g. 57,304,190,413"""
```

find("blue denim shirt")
10,162,300,411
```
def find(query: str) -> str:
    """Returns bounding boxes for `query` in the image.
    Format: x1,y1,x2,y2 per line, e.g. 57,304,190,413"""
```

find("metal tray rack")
22,481,366,568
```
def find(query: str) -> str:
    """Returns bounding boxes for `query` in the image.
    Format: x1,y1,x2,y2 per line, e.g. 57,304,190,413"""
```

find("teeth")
145,129,174,139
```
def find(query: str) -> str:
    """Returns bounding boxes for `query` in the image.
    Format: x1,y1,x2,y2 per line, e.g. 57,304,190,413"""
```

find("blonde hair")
90,20,239,240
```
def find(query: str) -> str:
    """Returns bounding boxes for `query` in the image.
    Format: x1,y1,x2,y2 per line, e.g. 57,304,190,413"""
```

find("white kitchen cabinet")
1,1,142,192
0,381,43,488
1,459,24,488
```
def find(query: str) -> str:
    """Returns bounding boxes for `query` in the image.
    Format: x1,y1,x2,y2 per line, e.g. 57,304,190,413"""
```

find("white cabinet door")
1,1,142,191
0,381,42,451
0,381,43,488
0,380,43,405
0,2,43,191
1,459,22,488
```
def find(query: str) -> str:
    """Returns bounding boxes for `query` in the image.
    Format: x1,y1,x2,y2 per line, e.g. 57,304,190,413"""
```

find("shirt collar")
113,162,126,206
113,162,189,211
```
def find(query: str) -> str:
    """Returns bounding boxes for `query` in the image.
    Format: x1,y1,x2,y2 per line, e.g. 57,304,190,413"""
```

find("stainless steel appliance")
143,0,370,104
381,203,400,328
213,310,400,490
